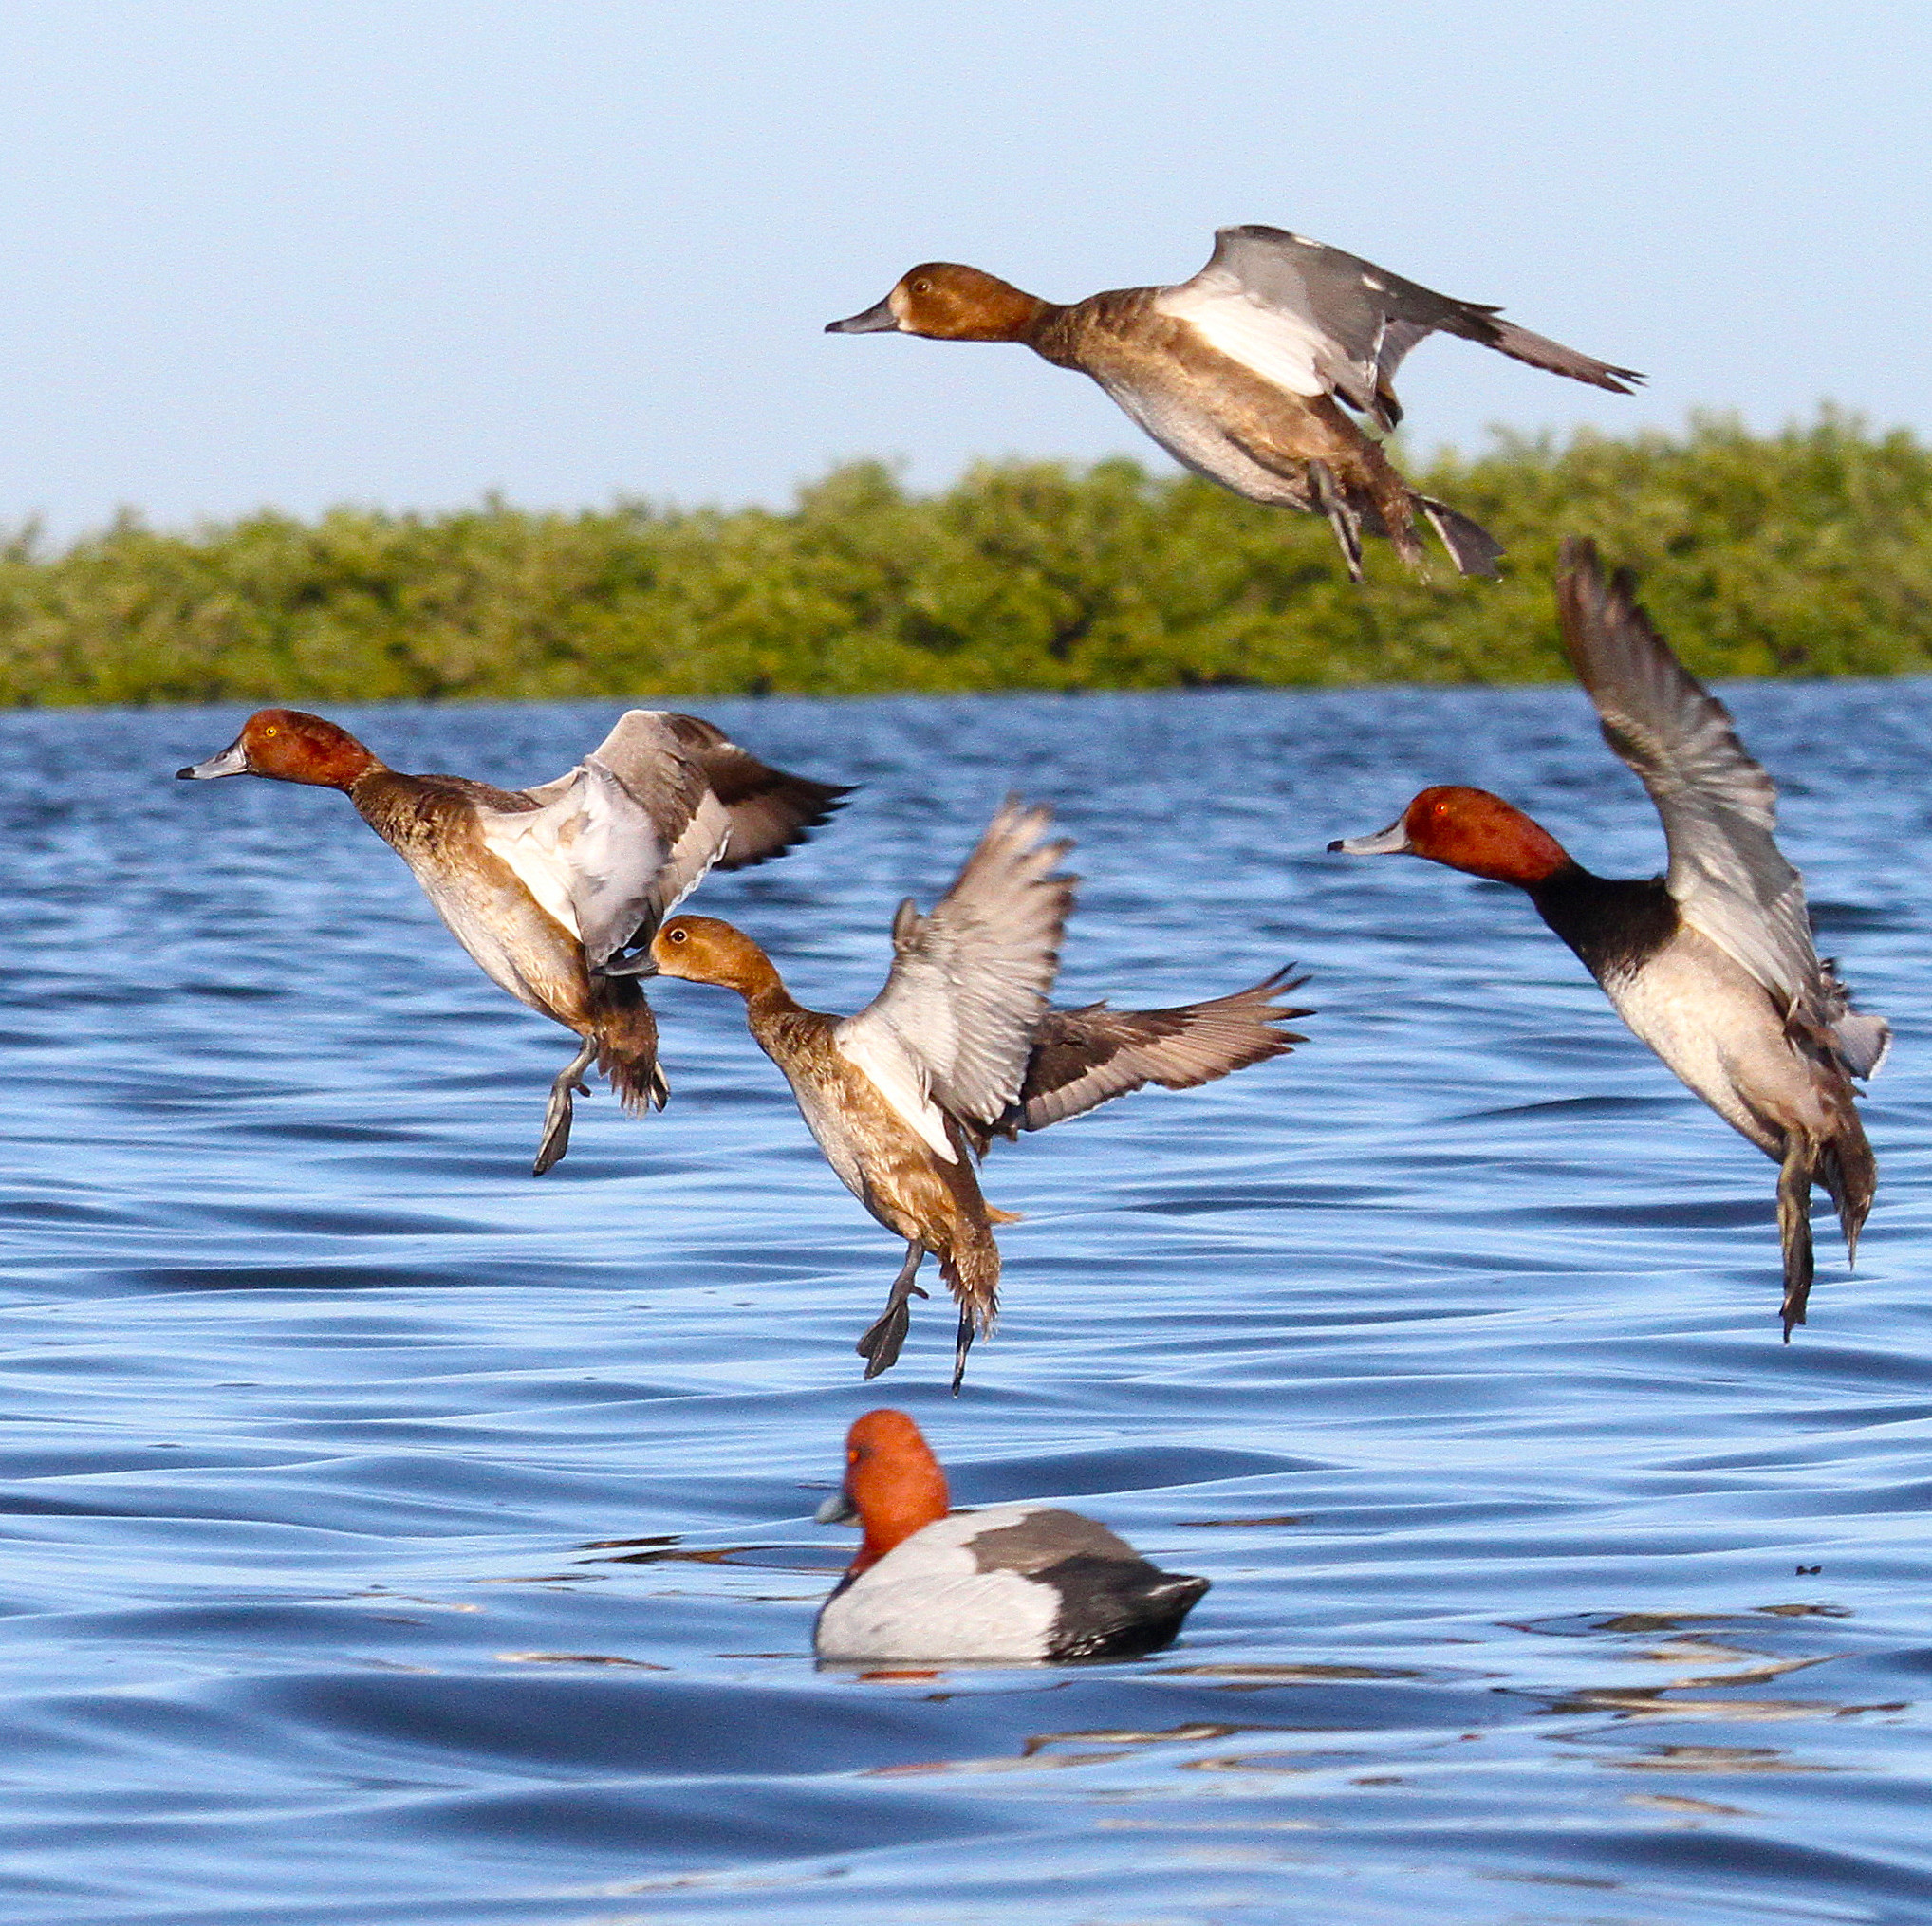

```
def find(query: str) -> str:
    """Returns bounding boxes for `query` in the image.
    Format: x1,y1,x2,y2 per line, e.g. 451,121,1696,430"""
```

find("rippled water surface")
7,685,1932,1924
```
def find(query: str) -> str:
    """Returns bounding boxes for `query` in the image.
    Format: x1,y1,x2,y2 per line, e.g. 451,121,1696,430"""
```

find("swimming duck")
1331,539,1888,1334
649,800,1308,1388
814,1408,1209,1663
178,708,848,1173
828,225,1640,583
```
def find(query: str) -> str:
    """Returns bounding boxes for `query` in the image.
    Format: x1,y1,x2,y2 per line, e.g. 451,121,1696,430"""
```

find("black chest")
1529,870,1679,986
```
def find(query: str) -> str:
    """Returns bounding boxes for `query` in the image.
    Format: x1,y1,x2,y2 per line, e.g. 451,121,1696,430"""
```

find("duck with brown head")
813,1408,1209,1664
652,800,1310,1389
178,706,850,1174
1331,541,1888,1335
829,227,1640,582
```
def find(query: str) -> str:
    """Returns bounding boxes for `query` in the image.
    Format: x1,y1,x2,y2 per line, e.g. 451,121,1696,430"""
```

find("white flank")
1155,283,1328,397
833,1026,957,1161
816,1508,1062,1662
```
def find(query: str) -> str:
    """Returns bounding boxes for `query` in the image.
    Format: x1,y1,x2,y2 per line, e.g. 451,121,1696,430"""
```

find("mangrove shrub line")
2,411,1927,707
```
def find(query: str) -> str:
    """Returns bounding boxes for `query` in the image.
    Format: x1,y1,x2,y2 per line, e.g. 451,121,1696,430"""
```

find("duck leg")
1308,461,1365,583
950,1306,975,1397
1776,1137,1817,1341
533,1034,599,1176
856,1242,929,1380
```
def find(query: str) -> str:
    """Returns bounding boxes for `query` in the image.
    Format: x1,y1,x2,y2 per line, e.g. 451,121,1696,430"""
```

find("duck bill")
825,295,900,335
176,738,251,780
1328,817,1413,856
814,1489,860,1526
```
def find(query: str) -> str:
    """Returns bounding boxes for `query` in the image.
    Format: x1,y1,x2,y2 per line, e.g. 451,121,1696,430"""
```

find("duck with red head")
178,706,848,1174
651,803,1310,1390
813,1409,1209,1664
1331,541,1888,1336
829,227,1638,583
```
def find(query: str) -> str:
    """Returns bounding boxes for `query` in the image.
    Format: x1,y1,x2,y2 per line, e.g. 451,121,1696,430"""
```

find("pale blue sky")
0,2,1924,538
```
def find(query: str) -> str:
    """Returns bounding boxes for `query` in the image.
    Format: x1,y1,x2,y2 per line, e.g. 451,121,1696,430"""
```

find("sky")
0,1,1925,540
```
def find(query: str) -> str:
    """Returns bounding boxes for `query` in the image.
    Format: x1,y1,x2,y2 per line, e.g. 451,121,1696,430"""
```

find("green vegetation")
4,411,1928,707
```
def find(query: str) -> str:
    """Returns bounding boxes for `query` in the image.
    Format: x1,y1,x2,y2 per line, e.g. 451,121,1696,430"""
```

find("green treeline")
4,411,1929,707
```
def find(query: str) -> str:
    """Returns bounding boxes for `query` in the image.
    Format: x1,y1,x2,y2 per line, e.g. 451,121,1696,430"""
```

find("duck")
649,799,1309,1388
827,225,1640,583
1330,538,1888,1335
177,707,849,1173
814,1408,1209,1663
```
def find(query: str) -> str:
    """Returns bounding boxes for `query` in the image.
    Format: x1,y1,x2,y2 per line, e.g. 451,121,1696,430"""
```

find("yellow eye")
262,725,278,738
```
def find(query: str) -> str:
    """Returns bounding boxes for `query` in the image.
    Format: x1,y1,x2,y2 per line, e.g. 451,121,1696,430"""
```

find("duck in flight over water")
178,708,849,1173
829,225,1640,582
650,799,1309,1388
1331,539,1887,1334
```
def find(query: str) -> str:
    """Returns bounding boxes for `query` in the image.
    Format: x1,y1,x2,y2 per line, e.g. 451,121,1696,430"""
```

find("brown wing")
653,712,854,870
967,967,1310,1152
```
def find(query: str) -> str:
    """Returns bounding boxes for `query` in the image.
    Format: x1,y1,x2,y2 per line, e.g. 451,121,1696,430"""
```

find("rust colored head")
650,915,785,1000
1330,785,1574,888
820,1408,951,1574
176,709,381,791
826,262,1048,343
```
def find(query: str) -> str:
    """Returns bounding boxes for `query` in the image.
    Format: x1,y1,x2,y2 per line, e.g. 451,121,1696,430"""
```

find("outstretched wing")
836,799,1076,1134
1175,227,1641,431
500,710,848,971
631,711,853,871
1555,538,1886,1076
986,968,1311,1143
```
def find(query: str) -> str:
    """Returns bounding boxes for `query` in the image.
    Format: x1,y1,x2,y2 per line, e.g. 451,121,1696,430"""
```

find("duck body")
1332,542,1886,1333
745,992,1004,1335
179,707,847,1172
817,1502,1210,1663
651,799,1074,1390
813,1410,1208,1664
829,227,1640,582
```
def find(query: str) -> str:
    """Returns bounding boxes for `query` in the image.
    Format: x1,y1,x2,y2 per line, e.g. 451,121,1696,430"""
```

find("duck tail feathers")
1417,496,1504,578
591,980,667,1114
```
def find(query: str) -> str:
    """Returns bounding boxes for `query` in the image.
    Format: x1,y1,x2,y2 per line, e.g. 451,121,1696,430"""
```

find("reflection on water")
3,687,1932,1923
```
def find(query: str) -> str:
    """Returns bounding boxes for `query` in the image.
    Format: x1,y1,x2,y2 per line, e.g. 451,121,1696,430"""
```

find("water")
4,683,1932,1925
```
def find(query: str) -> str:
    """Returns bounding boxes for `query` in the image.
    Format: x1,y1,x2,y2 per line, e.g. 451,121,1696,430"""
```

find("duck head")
176,709,381,790
1329,785,1575,887
827,262,1046,342
815,1408,951,1573
650,914,786,999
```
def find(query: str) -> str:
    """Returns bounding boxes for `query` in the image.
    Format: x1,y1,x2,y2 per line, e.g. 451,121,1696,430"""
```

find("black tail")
1418,496,1505,578
591,977,667,1113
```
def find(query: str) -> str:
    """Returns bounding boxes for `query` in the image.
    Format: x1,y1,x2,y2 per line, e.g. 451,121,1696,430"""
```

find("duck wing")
479,750,729,974
1555,539,1888,1074
602,711,853,871
499,710,849,972
1180,226,1641,432
835,800,1077,1137
976,968,1311,1145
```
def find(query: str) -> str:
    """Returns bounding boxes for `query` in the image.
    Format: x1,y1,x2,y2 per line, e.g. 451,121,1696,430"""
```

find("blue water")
5,684,1932,1924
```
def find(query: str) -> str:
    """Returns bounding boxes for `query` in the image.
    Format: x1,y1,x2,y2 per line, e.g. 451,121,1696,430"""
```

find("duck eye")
666,927,687,944
910,278,931,295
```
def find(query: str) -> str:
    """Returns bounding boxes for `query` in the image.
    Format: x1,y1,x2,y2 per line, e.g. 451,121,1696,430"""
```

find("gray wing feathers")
510,709,847,969
842,800,1077,1125
1557,539,1888,1074
1204,225,1640,429
1004,968,1311,1135
634,711,853,870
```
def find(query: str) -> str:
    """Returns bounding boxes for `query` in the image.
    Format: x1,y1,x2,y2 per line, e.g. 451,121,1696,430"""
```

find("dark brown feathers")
966,966,1310,1153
